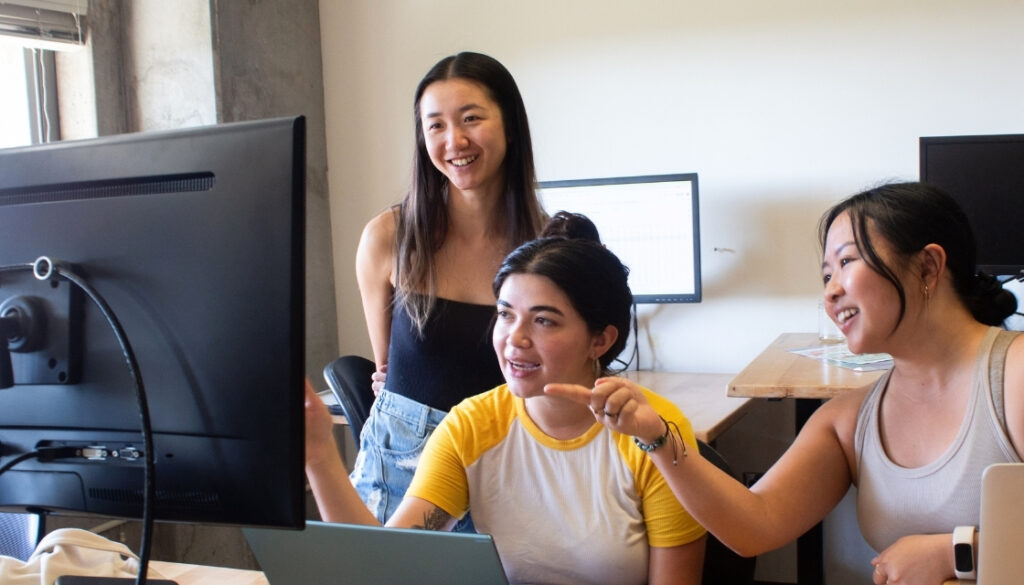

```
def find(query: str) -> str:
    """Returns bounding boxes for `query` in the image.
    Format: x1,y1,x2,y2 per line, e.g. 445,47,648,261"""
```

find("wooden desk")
149,560,268,585
728,332,885,400
622,371,752,444
727,333,888,585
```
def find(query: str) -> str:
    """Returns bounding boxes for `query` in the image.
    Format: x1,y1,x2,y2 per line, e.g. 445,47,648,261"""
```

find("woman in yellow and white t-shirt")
306,212,707,585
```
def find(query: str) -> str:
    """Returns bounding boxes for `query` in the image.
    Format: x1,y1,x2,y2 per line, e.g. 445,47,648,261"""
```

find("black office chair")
0,511,44,561
322,355,377,444
697,440,757,585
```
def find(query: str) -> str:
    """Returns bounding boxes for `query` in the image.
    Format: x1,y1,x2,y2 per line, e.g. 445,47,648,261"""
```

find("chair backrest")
697,440,756,585
0,511,43,561
322,355,377,443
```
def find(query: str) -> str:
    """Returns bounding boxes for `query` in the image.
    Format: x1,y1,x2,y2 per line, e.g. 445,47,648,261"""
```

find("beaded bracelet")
633,416,687,465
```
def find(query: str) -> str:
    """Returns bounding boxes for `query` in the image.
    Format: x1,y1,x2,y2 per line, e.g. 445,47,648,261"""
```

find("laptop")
243,521,509,585
978,463,1024,585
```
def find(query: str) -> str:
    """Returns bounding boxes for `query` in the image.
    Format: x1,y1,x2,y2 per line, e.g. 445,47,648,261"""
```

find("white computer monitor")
538,173,701,303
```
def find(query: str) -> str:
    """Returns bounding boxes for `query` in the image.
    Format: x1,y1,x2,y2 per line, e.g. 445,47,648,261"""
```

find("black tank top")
386,296,503,411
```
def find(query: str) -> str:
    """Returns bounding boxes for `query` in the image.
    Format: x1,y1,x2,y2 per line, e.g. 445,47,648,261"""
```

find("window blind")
0,0,87,49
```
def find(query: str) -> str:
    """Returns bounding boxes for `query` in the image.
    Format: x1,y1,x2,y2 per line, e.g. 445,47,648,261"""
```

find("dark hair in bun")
819,181,1017,327
539,210,601,242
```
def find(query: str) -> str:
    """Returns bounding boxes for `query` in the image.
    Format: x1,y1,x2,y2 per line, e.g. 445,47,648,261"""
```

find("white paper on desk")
789,344,893,371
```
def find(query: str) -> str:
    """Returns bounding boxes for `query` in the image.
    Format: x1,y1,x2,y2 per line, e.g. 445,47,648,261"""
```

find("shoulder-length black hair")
818,181,1016,328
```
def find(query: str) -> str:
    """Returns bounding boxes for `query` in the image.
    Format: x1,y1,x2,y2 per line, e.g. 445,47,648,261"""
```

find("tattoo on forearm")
412,507,452,531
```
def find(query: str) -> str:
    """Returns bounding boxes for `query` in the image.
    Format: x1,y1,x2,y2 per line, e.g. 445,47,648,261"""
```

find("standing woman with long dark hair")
349,52,547,524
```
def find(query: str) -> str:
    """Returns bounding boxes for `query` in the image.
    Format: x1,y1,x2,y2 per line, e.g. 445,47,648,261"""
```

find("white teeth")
837,308,858,324
450,155,477,167
509,360,539,372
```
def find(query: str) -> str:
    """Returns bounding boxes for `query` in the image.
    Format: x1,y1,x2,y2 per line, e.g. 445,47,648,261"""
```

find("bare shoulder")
1002,334,1024,452
1006,331,1024,381
811,387,871,451
1004,332,1024,407
357,208,398,261
818,386,870,422
356,207,399,290
361,207,398,246
999,331,1024,413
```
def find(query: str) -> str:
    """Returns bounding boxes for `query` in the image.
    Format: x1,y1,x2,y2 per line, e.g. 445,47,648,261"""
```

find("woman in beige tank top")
548,182,1022,585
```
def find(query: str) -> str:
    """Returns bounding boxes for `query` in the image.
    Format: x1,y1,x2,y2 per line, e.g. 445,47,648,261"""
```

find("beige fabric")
855,327,1022,552
0,528,168,585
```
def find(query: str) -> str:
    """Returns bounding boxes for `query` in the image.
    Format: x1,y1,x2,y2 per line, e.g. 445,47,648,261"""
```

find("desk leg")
795,398,824,585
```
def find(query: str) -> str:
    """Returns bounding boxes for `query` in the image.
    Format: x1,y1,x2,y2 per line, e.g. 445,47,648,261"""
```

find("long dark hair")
818,181,1016,328
494,212,632,372
396,52,547,333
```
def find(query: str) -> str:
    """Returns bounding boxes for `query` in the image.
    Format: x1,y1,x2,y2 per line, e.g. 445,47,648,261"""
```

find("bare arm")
304,380,380,526
674,395,855,555
389,496,458,531
305,380,459,530
649,537,706,585
546,377,859,557
1003,334,1024,456
355,209,397,372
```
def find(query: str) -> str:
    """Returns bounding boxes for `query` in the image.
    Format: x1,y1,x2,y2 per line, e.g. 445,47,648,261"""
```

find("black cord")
632,303,639,371
1,259,154,585
0,450,41,477
55,264,155,585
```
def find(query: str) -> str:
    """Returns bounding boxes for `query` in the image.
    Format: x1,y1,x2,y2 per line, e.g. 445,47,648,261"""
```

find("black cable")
0,450,41,477
633,303,640,371
55,263,155,585
1,259,154,585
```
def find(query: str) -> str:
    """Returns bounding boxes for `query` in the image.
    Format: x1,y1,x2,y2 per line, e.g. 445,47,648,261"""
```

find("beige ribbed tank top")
854,327,1021,552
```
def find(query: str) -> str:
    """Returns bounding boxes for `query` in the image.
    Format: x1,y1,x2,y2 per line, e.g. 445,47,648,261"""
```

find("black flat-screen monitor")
0,116,306,529
920,134,1024,276
538,173,702,303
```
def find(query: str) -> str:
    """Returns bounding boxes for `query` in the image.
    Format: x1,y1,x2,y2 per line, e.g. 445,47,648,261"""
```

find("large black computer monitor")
920,134,1024,277
0,116,306,529
538,173,702,303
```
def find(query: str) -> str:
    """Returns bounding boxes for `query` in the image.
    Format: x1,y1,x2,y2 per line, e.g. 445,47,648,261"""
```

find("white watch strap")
953,525,977,580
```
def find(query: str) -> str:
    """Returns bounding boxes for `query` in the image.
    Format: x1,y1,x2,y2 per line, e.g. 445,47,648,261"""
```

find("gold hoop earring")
923,284,930,300
592,357,601,380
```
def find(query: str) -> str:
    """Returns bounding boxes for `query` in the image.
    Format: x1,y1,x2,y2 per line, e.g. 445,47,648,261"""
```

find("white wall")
319,0,1024,372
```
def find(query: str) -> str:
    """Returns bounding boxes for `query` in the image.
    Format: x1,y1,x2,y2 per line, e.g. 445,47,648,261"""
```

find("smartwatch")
953,525,976,580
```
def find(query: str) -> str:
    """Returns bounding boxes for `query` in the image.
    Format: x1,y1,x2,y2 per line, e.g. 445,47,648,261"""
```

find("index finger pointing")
543,383,593,404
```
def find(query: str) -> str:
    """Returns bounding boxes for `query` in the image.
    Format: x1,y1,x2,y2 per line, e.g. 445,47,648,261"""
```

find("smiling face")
493,273,611,399
821,211,910,354
418,78,508,198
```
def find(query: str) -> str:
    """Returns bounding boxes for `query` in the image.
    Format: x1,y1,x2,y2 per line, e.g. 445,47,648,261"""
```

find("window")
0,0,86,147
0,44,33,147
